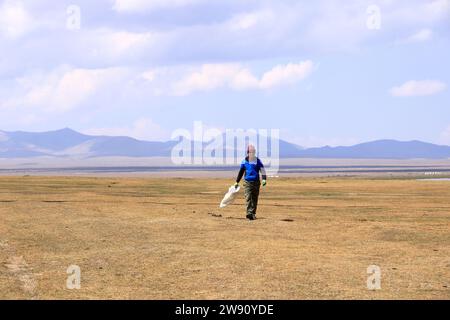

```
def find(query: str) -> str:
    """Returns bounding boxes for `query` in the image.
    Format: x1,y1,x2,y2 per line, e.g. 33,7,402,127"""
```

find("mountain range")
1,128,450,159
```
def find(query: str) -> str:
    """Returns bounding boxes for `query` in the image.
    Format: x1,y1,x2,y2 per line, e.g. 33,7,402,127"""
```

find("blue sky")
0,0,449,147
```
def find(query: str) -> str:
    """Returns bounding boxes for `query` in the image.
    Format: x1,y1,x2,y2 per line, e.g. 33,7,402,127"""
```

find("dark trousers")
244,180,260,216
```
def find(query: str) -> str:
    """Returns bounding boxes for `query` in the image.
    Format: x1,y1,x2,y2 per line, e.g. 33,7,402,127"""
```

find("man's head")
247,144,256,161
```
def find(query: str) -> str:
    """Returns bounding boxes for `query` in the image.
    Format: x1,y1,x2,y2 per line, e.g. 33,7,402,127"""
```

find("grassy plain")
0,176,449,299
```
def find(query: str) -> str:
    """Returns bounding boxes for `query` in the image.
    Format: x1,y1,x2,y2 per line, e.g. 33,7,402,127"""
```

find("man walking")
235,144,267,220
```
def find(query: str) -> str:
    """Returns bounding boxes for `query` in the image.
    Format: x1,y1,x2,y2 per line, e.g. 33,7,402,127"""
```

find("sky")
0,0,449,147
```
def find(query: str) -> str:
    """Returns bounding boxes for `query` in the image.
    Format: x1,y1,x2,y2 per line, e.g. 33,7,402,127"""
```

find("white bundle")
219,185,240,208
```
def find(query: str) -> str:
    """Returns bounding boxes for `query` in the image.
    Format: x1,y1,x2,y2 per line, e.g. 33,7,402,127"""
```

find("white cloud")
409,29,433,42
171,60,315,95
1,0,449,72
384,0,450,26
390,80,447,97
0,0,33,38
112,0,202,12
4,67,126,112
422,0,450,22
141,70,156,82
2,61,316,113
259,61,314,89
173,64,247,95
105,0,450,62
229,68,260,90
82,29,161,63
104,30,156,56
84,118,169,141
228,10,275,31
300,0,450,52
399,28,433,44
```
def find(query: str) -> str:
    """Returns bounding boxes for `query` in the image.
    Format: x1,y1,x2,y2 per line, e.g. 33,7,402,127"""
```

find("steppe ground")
0,176,449,299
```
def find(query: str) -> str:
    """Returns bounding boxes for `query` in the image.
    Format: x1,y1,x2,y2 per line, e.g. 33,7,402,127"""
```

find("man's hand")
234,182,239,188
262,179,267,187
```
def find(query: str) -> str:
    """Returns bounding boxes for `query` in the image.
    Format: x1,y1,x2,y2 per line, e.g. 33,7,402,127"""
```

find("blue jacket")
236,157,266,182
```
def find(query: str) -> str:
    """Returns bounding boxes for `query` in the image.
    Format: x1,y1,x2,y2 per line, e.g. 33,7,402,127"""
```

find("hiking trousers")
244,180,261,216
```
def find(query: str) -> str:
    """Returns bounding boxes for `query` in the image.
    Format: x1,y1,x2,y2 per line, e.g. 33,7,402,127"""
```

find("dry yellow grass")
0,176,449,299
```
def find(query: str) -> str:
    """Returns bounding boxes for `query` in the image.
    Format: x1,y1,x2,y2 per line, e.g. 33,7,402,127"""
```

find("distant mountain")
293,140,450,159
0,128,449,159
0,128,177,158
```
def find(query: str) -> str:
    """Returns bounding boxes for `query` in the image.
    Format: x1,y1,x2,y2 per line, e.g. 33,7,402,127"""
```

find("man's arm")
236,166,245,183
261,166,267,180
258,158,267,180
259,159,267,186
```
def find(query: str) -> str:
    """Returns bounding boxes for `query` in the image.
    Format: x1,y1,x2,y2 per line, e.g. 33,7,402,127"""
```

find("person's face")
248,150,256,160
